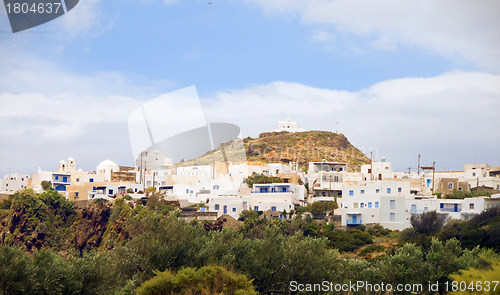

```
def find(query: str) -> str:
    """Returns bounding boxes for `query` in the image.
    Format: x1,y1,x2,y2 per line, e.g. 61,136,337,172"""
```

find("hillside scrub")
0,191,498,294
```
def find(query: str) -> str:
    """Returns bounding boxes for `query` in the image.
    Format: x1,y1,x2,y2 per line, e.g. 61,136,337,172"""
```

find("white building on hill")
273,119,307,133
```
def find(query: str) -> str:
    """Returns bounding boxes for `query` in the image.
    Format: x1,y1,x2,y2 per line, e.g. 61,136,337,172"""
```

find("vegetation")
0,190,498,294
244,173,283,188
136,265,257,295
445,189,491,199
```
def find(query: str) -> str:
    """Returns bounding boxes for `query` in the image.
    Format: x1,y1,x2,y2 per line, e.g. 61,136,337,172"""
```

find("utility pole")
370,152,373,181
407,167,411,174
417,154,421,175
152,172,156,192
432,161,436,194
139,152,143,185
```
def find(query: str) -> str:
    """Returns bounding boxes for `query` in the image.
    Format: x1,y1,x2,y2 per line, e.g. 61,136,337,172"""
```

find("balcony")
440,207,461,213
346,219,362,226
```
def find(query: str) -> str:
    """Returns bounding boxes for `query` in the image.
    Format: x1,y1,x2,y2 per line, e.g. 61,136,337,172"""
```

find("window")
75,192,79,198
375,202,379,208
109,189,113,195
186,189,189,194
360,203,364,208
89,178,94,183
440,203,444,209
376,189,380,193
213,185,219,190
360,190,365,194
334,176,339,182
339,167,343,171
232,208,236,212
243,202,247,210
368,202,372,208
387,188,391,194
448,183,453,190
390,213,395,222
469,204,474,210
349,190,354,196
55,176,59,180
398,187,402,193
353,203,358,208
424,207,428,212
472,172,476,177
390,200,395,209
272,206,276,212
254,206,259,212
63,176,68,182
76,178,80,182
215,204,220,210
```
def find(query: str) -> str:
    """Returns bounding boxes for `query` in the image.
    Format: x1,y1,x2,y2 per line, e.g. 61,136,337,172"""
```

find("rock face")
0,208,46,251
0,200,116,253
73,202,112,253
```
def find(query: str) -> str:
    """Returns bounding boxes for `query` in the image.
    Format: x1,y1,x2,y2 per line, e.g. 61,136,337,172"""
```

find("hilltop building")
273,119,307,133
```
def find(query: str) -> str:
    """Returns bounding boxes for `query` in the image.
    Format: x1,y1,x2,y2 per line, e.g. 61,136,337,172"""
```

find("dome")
67,157,75,162
59,160,66,164
97,159,118,167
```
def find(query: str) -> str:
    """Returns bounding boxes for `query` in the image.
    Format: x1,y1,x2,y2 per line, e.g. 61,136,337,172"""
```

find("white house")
338,180,412,230
0,173,30,192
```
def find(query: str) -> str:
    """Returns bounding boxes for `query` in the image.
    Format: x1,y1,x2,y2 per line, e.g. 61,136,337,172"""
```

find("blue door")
454,204,458,212
411,204,417,214
224,205,227,214
352,215,357,224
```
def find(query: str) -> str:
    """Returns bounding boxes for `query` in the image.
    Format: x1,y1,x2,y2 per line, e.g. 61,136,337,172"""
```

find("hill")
180,131,370,172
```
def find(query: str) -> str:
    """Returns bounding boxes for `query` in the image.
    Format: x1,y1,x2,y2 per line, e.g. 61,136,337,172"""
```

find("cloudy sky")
0,0,499,175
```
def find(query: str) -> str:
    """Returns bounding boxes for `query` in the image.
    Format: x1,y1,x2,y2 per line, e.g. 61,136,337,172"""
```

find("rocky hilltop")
181,131,370,172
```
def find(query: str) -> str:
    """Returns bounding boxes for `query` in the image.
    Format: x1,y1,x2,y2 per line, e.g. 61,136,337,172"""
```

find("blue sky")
0,0,499,174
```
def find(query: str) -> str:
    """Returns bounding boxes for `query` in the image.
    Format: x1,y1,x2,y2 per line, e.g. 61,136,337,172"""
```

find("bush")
244,173,283,188
358,244,386,256
136,265,257,295
325,229,373,252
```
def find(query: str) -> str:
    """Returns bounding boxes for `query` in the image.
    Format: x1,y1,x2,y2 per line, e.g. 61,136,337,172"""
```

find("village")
1,120,499,231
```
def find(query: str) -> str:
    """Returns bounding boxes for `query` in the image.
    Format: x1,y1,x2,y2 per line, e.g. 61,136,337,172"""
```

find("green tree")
0,246,34,295
136,265,257,295
41,181,52,191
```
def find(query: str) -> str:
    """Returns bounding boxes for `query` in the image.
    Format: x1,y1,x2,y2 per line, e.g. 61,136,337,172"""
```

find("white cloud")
0,47,175,174
311,30,334,43
242,0,500,72
59,0,104,35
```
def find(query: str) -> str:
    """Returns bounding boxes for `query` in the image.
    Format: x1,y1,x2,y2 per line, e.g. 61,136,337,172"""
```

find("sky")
0,0,499,175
